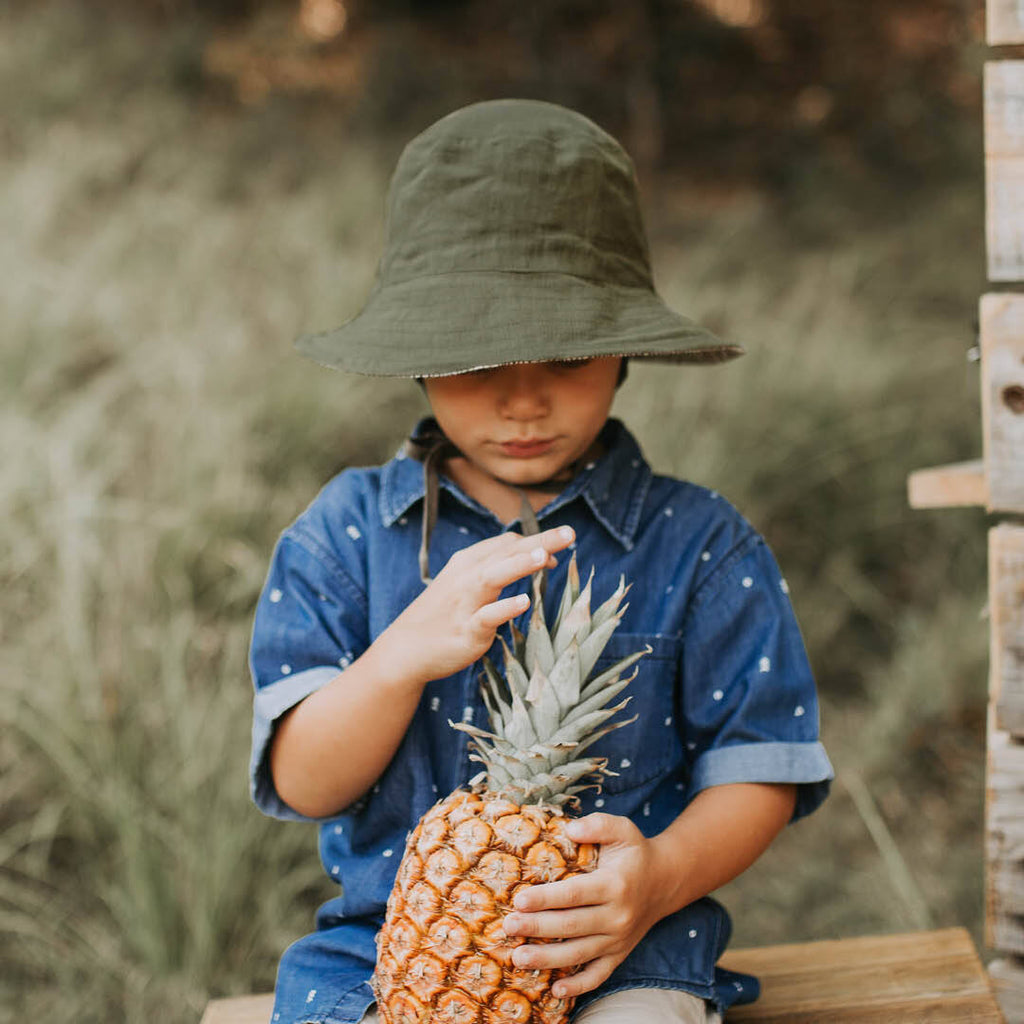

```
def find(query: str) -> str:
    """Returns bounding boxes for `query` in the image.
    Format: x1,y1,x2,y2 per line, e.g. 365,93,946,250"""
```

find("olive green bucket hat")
296,98,743,377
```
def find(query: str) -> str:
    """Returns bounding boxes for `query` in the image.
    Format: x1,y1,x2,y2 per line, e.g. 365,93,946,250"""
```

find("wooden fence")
908,4,1024,1017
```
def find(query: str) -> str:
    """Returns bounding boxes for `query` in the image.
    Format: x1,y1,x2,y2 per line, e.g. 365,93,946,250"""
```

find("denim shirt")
249,418,833,1024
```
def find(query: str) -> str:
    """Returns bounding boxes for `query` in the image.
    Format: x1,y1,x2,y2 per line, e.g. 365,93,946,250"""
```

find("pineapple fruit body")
372,789,595,1024
372,557,648,1024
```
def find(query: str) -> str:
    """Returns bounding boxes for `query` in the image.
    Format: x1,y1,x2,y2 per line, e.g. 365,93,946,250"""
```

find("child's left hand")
500,813,665,999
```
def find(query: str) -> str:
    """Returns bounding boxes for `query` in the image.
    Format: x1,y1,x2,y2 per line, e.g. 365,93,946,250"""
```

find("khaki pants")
358,988,722,1023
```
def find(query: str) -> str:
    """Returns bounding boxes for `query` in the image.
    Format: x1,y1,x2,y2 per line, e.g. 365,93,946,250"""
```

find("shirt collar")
378,417,652,550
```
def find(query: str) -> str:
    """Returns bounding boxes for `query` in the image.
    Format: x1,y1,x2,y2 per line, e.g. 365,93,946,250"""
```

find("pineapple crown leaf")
548,697,633,745
578,611,625,680
527,667,563,734
579,645,651,705
481,656,512,710
448,719,500,744
547,637,582,711
591,577,630,631
550,556,581,637
552,570,593,659
509,620,527,665
524,664,548,705
457,553,650,806
506,688,539,748
560,668,639,730
500,637,531,701
525,601,556,676
572,713,640,758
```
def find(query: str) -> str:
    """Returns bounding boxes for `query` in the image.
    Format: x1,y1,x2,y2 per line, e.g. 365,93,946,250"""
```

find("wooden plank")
199,993,273,1024
720,928,1002,1022
994,913,1024,960
990,957,1024,1022
987,158,1024,282
981,297,1024,511
200,932,1003,1023
993,858,1024,917
907,459,986,509
989,526,1024,732
988,712,1024,962
986,64,1024,281
990,1,1024,45
988,63,1024,158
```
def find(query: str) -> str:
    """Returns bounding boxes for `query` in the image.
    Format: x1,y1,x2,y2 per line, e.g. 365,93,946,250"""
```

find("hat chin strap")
403,420,587,594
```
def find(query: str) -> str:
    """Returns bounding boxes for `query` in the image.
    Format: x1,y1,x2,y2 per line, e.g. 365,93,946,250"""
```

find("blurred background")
1,0,991,1020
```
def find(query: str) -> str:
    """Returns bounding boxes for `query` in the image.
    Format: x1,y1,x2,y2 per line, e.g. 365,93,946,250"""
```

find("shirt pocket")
584,632,682,794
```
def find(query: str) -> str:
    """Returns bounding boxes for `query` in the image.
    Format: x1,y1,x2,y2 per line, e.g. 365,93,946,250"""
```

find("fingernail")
559,526,574,541
504,914,520,930
532,547,546,563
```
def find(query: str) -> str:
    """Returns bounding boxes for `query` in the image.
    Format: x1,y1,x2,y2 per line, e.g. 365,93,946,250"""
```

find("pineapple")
371,555,649,1024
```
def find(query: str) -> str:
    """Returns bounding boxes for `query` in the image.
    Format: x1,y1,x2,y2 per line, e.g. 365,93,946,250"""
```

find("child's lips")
499,438,556,458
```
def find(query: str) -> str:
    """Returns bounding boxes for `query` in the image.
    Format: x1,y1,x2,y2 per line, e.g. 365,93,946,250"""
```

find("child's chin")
495,460,565,485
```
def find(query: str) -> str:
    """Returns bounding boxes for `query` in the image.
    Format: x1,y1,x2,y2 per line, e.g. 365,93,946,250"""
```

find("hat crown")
380,99,653,289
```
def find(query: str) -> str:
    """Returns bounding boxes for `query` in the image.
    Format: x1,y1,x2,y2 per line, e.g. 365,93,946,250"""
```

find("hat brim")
295,271,743,377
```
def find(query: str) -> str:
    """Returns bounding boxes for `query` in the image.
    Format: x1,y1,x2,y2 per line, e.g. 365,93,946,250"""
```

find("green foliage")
1,3,991,1021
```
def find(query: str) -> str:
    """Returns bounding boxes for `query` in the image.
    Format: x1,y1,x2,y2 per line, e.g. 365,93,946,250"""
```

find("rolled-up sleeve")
680,532,832,822
248,529,369,821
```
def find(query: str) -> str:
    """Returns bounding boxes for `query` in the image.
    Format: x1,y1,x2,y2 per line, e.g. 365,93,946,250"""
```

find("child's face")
423,357,622,488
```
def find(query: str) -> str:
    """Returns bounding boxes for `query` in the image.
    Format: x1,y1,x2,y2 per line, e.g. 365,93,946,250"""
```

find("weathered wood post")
908,4,1024,1018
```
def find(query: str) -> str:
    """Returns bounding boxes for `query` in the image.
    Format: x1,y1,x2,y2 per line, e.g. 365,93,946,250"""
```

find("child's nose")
499,366,550,419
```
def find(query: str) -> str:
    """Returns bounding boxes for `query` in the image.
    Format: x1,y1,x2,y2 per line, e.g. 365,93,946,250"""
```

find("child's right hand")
375,525,576,689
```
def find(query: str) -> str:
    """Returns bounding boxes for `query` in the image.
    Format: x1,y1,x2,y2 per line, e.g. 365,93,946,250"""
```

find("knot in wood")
1002,384,1024,414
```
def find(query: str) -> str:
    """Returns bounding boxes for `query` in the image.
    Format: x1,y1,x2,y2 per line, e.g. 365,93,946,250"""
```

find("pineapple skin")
371,788,598,1024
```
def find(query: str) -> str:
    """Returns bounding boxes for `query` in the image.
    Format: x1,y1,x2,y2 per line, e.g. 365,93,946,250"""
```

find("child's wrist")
365,626,433,696
646,830,697,916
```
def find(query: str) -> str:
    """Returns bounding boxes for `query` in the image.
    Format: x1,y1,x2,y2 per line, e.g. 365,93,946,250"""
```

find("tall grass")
1,3,990,1020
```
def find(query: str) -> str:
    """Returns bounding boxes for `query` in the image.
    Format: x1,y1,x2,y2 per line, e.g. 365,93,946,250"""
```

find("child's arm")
502,781,797,999
270,525,576,819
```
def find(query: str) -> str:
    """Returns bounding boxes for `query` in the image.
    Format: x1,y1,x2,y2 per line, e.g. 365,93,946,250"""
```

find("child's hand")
501,813,664,999
377,525,575,687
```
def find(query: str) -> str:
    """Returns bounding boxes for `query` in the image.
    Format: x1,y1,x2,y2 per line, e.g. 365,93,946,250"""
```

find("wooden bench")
200,926,1003,1023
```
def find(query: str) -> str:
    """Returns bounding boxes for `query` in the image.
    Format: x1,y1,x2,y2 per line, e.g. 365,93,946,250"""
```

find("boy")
249,99,833,1024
